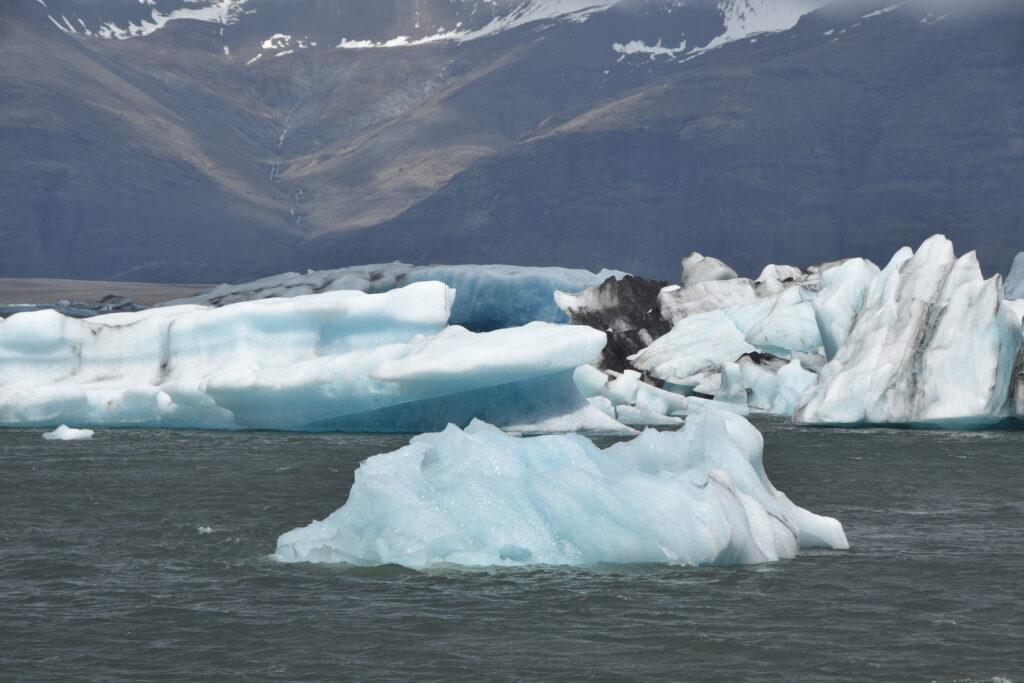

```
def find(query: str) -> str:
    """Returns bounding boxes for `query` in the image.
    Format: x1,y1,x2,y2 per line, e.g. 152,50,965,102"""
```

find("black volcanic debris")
1,1,1022,282
556,275,671,373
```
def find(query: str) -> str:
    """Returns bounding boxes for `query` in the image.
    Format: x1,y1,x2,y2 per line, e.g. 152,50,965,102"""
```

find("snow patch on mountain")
690,0,830,55
613,39,688,60
862,4,903,19
336,1,618,50
611,0,831,63
48,0,248,39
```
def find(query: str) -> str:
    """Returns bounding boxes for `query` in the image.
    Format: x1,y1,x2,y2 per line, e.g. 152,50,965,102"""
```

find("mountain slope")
0,1,298,281
305,1,1024,278
3,0,1022,282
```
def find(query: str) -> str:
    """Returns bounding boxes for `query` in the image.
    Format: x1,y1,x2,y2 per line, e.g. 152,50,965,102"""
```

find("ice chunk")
770,360,817,416
586,395,616,418
795,236,1024,428
613,405,683,427
162,263,626,332
573,364,611,398
1006,252,1024,300
0,283,627,434
660,259,815,327
659,278,760,325
680,252,739,287
729,286,822,357
575,365,694,421
274,412,848,568
42,424,94,440
812,258,881,360
716,355,815,415
630,309,756,384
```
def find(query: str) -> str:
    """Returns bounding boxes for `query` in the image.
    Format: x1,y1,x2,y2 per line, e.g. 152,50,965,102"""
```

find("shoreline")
0,278,213,307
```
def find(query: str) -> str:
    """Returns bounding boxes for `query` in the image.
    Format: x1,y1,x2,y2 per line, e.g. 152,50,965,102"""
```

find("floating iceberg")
274,412,848,568
42,425,94,441
0,282,625,434
161,262,626,332
795,236,1024,428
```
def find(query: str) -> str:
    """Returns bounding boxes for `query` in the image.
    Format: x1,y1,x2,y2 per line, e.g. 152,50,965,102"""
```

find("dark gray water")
1,421,1021,681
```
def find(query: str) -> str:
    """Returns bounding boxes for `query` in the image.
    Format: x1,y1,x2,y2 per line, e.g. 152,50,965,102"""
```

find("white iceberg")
42,424,94,440
629,309,757,388
629,257,887,416
274,412,849,568
658,279,760,325
717,356,816,415
795,236,1023,428
0,282,625,434
162,262,626,332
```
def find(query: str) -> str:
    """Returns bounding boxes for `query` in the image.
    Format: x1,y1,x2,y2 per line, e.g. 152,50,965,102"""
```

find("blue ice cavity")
162,263,627,332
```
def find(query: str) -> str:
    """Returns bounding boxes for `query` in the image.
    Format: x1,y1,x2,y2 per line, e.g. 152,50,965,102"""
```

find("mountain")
2,0,1021,282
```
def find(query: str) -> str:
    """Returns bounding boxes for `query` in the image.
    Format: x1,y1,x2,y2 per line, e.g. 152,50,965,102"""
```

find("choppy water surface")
1,421,1021,681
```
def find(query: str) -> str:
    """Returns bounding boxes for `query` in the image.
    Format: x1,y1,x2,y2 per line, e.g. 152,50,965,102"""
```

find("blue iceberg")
274,411,849,568
0,282,626,434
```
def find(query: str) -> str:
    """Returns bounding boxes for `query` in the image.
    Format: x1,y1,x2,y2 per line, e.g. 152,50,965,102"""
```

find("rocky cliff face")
3,0,1022,282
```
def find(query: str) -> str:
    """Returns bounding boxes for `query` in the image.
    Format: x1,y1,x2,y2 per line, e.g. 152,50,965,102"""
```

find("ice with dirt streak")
274,411,848,569
795,236,1023,428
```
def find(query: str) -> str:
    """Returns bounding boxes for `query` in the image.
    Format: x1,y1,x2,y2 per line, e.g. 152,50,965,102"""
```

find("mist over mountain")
2,0,1021,282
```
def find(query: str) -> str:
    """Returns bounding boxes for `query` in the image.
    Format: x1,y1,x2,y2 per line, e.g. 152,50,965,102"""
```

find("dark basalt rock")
557,275,672,373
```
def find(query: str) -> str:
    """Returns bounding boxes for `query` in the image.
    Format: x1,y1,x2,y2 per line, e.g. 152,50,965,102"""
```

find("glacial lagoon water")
1,420,1021,681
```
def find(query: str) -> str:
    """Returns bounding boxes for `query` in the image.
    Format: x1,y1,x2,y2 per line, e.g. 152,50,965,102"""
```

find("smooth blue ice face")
398,265,626,331
274,412,849,569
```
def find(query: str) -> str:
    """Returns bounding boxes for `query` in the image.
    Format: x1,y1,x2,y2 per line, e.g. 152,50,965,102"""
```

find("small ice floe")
42,425,94,441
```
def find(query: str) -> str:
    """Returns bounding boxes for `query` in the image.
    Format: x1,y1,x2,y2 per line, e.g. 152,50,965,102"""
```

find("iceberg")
274,412,848,568
658,260,817,326
717,355,816,415
0,282,626,434
42,425,94,440
658,279,760,325
626,258,889,416
628,309,757,389
161,262,626,332
794,236,1024,428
